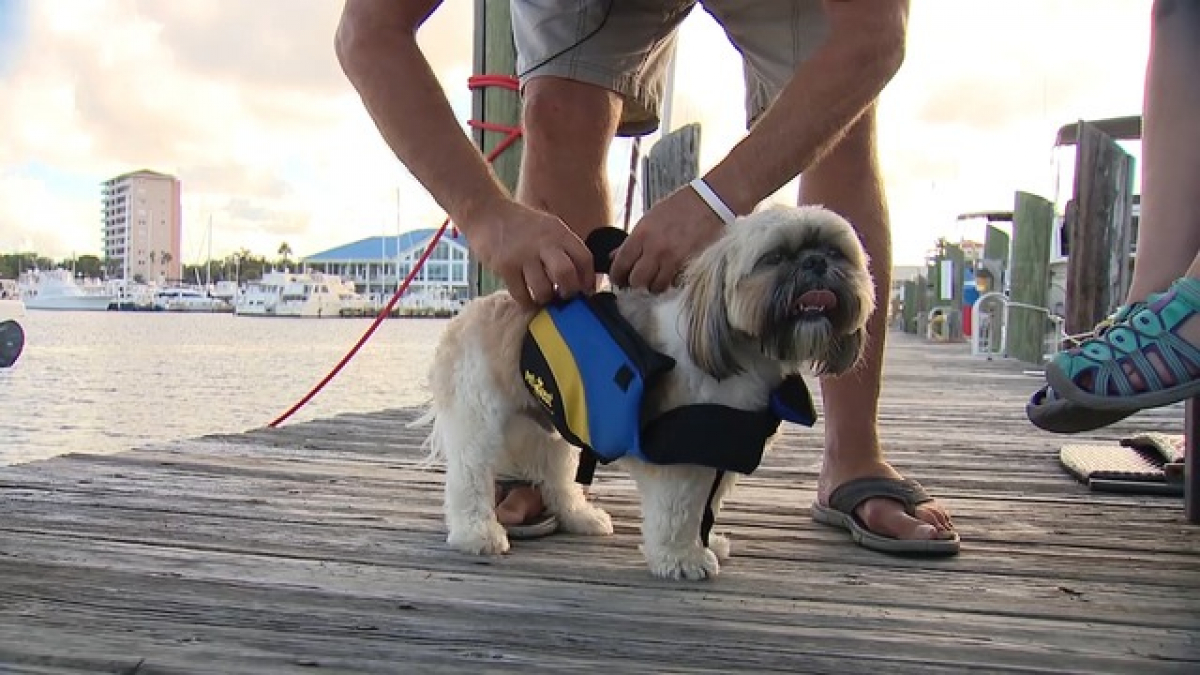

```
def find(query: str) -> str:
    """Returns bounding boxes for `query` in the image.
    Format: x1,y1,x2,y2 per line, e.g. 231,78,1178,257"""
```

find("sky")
0,0,1151,266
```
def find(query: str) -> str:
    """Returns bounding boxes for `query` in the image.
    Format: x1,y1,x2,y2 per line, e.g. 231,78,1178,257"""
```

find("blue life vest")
520,291,676,464
519,291,818,475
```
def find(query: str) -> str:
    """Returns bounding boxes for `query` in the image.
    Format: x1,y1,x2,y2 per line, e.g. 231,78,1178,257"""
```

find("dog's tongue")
797,289,838,311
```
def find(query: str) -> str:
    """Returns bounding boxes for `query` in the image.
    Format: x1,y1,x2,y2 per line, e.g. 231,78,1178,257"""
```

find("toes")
913,501,955,533
495,486,544,527
856,497,941,541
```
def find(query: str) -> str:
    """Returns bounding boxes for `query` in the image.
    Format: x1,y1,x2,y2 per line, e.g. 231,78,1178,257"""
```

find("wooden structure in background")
1062,121,1136,337
641,123,701,210
469,0,522,298
1007,192,1054,365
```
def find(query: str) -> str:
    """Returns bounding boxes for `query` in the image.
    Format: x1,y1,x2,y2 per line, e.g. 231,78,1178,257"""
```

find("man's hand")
609,186,726,292
468,198,595,308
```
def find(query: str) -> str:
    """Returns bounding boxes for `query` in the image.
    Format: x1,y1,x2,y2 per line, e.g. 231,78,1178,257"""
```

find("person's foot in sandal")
1046,277,1200,412
1025,297,1158,433
814,461,959,555
495,480,558,539
1026,384,1139,434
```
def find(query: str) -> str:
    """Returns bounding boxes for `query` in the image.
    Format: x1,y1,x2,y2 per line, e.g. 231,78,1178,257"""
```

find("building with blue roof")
302,228,472,305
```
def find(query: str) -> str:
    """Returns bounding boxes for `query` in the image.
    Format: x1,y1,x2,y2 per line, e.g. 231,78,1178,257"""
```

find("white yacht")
19,269,115,311
235,271,368,318
0,279,25,320
274,272,369,318
234,271,297,316
153,286,232,313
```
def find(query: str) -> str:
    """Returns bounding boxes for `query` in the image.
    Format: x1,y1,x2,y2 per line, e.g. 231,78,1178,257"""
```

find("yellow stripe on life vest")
528,310,591,447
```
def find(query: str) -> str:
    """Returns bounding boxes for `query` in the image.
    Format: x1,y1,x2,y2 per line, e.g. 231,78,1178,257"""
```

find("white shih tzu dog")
417,204,875,580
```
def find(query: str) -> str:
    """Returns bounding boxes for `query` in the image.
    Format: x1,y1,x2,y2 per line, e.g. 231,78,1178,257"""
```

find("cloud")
0,0,1153,269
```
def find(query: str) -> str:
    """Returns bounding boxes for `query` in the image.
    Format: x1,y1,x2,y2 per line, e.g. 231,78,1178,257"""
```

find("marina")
1,331,1196,673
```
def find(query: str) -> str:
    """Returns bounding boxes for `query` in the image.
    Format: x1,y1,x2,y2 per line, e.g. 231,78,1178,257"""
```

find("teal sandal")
1026,299,1154,433
1045,278,1200,411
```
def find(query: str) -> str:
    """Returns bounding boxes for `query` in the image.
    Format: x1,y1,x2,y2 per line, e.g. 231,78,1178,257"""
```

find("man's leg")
493,77,625,525
800,108,956,540
517,78,624,238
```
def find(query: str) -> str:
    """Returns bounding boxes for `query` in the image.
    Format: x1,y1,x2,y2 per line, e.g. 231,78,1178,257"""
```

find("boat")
274,272,370,318
234,271,297,316
234,271,368,318
19,269,115,311
153,286,233,313
0,279,25,320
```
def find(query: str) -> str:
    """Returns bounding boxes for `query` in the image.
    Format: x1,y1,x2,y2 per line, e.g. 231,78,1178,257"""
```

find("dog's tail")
407,400,445,469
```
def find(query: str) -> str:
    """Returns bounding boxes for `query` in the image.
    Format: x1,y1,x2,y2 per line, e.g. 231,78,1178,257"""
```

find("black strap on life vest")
700,469,724,547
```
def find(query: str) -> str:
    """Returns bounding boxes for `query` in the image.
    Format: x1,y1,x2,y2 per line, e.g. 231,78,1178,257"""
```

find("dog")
417,204,875,580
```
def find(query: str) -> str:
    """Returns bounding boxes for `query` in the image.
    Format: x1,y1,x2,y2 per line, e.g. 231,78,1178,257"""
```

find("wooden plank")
1188,398,1199,523
1008,191,1055,364
1,335,1197,674
1064,120,1136,337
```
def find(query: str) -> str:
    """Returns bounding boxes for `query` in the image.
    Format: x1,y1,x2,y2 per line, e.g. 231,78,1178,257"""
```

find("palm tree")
160,251,173,282
278,242,293,268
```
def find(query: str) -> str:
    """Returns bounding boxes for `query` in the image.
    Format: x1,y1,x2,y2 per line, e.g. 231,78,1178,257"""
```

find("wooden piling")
641,123,701,210
469,0,523,298
1064,120,1136,337
1008,191,1055,365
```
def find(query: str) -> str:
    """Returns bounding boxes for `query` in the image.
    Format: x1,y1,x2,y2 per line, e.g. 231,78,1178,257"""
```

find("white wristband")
689,178,738,226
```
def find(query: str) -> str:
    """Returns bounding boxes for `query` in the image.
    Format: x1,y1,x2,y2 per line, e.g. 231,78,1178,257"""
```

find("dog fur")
416,204,875,580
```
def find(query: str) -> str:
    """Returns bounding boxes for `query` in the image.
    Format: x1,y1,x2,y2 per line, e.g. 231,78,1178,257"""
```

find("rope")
267,75,523,428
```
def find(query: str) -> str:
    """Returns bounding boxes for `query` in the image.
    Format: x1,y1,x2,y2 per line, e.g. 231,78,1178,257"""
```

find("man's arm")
335,0,593,306
610,0,909,291
704,0,909,214
335,0,506,231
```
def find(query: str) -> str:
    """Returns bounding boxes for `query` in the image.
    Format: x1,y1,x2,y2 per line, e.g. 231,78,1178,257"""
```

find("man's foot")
494,481,558,539
816,460,957,551
495,483,545,527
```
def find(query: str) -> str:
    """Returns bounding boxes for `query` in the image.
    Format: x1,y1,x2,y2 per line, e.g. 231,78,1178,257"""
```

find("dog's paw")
708,533,732,561
645,545,720,581
446,518,510,556
558,503,614,536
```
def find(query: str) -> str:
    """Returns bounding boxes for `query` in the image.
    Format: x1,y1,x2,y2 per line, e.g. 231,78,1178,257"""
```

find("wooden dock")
2,332,1197,674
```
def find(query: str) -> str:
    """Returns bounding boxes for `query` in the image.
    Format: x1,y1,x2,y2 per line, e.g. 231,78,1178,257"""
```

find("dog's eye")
825,246,843,259
759,251,785,266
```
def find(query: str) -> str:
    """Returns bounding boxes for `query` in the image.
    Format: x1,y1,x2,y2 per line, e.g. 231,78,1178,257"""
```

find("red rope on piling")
267,75,522,428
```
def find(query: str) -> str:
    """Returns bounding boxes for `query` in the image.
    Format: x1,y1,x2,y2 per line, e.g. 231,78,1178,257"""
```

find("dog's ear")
817,327,868,377
682,251,742,380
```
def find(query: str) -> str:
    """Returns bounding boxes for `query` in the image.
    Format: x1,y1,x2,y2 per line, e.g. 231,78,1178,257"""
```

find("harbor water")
0,312,446,465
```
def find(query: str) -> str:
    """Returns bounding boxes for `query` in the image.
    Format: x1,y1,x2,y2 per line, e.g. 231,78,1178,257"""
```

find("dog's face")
680,205,875,379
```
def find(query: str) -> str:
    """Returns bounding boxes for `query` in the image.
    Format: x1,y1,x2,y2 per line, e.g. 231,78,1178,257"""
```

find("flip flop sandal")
811,477,960,555
1025,384,1138,434
1046,277,1200,411
495,479,559,540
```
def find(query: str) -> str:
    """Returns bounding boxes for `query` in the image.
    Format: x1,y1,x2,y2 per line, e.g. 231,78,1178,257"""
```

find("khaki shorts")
511,0,828,137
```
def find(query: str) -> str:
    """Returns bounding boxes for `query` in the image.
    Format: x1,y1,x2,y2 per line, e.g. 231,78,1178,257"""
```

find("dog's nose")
801,255,827,276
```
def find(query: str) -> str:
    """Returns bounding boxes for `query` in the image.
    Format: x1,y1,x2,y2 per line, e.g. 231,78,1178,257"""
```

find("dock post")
1063,120,1136,337
468,0,523,298
1008,192,1054,365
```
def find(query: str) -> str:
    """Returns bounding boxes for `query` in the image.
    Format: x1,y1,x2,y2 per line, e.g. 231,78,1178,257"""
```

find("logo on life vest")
524,370,554,409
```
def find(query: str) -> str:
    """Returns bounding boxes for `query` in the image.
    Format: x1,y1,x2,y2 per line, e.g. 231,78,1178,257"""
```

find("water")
0,311,447,465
